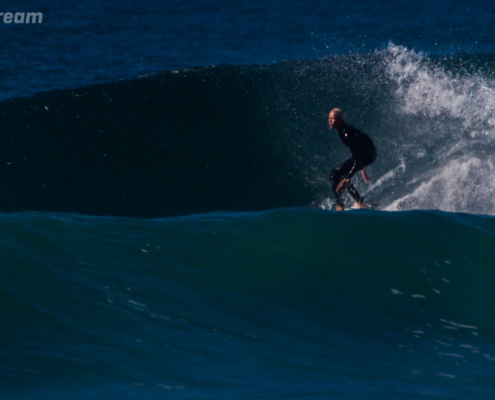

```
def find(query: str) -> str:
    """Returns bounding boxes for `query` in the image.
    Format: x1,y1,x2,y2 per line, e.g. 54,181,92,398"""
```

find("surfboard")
344,203,377,211
344,205,364,211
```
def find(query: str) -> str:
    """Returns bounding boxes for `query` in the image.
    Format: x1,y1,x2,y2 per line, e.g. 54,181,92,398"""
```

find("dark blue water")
1,0,493,100
3,0,495,398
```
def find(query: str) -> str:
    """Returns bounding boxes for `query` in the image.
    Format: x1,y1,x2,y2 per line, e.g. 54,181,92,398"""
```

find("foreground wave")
2,208,495,398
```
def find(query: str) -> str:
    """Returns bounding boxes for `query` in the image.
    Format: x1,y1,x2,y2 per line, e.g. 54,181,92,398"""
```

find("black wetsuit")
329,123,377,207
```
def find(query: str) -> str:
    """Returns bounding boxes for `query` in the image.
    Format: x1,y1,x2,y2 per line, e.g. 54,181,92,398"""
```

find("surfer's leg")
347,151,375,208
347,182,372,209
347,182,364,203
329,171,345,209
329,158,355,209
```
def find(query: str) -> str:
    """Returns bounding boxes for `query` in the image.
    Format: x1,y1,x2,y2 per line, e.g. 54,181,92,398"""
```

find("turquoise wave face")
2,208,495,398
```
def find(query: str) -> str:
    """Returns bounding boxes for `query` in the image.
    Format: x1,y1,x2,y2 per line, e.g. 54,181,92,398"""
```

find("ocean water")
2,0,495,398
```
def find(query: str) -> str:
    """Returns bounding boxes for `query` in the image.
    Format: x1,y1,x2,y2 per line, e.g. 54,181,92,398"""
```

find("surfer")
328,108,376,211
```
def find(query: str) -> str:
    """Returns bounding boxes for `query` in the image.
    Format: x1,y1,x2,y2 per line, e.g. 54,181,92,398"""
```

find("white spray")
382,44,495,215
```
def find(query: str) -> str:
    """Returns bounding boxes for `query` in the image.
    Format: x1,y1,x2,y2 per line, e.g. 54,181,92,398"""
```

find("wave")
2,208,495,396
1,44,495,217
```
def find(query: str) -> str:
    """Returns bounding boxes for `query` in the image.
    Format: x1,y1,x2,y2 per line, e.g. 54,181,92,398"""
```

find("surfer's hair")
329,108,345,121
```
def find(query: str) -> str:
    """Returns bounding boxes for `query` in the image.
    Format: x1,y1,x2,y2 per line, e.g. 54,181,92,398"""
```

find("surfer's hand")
336,179,349,195
361,169,371,184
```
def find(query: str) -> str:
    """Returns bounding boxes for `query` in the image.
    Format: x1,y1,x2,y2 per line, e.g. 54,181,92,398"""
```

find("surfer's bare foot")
336,206,344,211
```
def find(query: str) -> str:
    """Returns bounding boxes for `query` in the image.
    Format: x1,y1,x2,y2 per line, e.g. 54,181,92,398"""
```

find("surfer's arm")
336,159,358,195
335,159,358,195
335,178,349,195
361,169,371,183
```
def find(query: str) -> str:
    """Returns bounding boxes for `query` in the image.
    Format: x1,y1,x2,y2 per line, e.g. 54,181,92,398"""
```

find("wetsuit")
329,123,377,207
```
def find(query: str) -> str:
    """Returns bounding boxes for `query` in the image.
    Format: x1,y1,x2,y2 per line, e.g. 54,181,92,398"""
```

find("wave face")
2,208,495,399
1,44,495,217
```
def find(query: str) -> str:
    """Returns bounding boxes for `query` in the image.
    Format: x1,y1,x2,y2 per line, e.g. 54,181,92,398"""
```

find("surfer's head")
328,108,345,130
